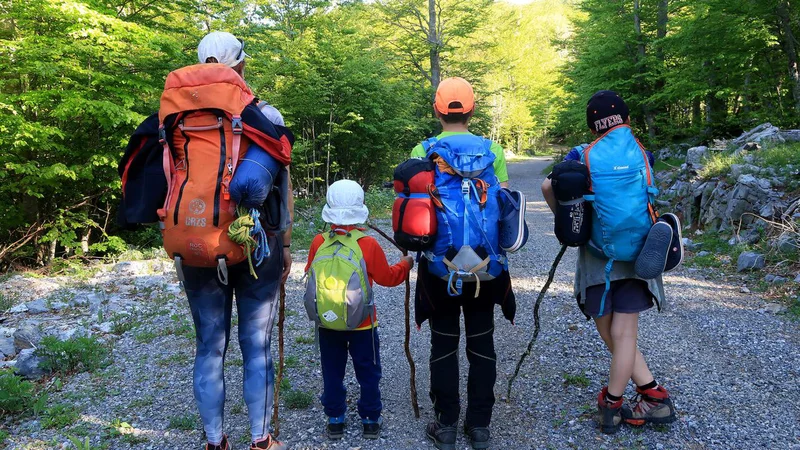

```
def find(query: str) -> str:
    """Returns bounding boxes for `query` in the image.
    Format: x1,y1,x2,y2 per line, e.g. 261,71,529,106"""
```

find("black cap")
586,90,629,132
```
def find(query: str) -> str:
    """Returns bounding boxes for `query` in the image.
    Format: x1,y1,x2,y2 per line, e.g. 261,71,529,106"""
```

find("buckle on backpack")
231,116,243,135
461,179,470,195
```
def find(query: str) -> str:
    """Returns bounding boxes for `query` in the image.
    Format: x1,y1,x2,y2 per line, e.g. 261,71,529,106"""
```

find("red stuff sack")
392,158,437,251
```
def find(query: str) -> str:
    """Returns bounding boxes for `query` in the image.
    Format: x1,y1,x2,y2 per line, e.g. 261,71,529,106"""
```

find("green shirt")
411,131,509,183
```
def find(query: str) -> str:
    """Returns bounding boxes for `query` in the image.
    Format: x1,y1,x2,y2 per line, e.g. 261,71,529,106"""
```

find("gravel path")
5,157,800,449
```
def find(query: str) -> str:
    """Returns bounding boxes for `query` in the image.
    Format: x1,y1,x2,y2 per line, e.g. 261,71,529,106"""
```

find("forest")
0,0,798,267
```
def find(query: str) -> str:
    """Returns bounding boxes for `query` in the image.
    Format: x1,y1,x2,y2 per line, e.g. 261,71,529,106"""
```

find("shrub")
0,369,36,415
699,152,744,179
37,336,112,374
168,413,198,431
42,403,80,429
283,389,314,409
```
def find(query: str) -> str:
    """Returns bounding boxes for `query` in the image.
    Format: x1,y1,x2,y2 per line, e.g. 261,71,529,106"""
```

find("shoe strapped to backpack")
659,213,684,272
499,188,528,253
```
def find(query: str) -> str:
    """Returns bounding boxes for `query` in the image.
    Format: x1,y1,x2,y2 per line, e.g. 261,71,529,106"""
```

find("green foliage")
283,389,314,409
168,413,198,431
0,429,8,445
42,403,80,429
0,369,37,415
295,334,315,345
757,142,800,169
556,0,800,145
365,186,395,220
0,293,14,314
699,153,745,179
562,372,591,388
37,336,112,374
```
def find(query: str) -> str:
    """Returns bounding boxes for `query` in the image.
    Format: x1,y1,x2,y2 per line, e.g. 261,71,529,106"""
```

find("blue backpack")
580,125,658,315
423,135,506,297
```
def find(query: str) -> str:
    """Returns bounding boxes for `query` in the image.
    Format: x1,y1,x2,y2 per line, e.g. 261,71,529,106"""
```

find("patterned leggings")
182,237,282,444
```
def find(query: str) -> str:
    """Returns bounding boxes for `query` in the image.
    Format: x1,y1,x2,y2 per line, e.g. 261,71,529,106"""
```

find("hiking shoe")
250,434,286,450
622,385,678,426
205,435,229,450
464,425,490,450
659,213,684,272
634,220,672,279
596,387,623,434
425,421,457,450
499,188,529,252
327,415,346,440
362,417,383,439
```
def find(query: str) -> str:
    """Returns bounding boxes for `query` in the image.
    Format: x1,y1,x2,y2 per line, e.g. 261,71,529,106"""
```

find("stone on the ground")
25,299,50,314
775,233,797,253
15,348,45,379
0,336,15,358
743,142,761,151
57,326,89,342
733,123,781,145
682,238,702,251
739,286,751,294
697,251,711,257
113,261,152,277
94,322,113,334
685,146,708,167
764,274,787,284
13,323,42,351
737,252,766,272
795,273,800,283
759,303,788,315
8,303,28,314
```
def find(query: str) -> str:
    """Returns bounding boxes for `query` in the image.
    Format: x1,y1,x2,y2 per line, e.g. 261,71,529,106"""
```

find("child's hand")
403,255,415,270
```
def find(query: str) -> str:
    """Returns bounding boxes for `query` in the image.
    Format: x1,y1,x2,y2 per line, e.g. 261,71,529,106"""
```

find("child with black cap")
542,90,680,434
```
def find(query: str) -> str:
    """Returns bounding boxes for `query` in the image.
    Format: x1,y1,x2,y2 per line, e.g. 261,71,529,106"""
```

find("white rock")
0,336,15,357
94,322,113,334
739,286,751,294
8,303,28,314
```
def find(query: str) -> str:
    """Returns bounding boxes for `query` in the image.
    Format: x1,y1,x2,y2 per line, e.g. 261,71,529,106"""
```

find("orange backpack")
156,64,286,275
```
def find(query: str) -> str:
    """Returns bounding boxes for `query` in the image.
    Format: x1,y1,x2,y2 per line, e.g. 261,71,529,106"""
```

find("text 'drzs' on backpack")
155,63,292,281
304,229,375,330
580,124,658,315
422,135,506,298
392,158,437,251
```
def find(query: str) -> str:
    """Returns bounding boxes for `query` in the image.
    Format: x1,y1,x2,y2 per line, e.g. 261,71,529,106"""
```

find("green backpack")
303,229,374,330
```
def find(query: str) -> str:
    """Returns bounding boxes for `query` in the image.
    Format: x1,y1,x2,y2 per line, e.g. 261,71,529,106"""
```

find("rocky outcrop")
664,123,798,233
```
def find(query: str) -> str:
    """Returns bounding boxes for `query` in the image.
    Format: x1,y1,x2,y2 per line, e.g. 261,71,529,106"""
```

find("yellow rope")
228,206,258,279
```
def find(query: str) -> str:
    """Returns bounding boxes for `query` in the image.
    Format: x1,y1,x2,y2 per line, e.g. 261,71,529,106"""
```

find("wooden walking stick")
506,244,568,400
367,223,420,418
272,284,286,436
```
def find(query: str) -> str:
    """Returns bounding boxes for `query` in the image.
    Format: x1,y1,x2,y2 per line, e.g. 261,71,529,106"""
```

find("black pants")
429,295,496,427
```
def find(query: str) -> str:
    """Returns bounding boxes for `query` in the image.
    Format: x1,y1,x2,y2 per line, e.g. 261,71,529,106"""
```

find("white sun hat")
197,31,249,68
322,180,370,225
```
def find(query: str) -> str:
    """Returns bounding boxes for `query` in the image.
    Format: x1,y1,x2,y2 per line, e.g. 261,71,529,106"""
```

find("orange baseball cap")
434,77,475,115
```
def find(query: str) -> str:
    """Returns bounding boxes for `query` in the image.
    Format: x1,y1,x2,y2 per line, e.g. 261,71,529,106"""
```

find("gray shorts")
579,278,654,318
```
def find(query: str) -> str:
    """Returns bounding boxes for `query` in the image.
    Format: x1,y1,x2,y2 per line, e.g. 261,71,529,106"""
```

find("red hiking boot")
596,386,623,434
622,385,677,426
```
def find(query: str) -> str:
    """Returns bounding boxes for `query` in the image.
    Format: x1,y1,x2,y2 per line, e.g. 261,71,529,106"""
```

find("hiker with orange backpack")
541,91,680,434
119,32,293,450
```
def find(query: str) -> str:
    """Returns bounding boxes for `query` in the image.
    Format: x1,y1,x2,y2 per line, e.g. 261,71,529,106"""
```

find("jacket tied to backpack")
421,135,507,298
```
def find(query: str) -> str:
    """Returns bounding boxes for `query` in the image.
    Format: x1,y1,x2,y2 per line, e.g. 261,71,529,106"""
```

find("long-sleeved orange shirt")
305,225,411,330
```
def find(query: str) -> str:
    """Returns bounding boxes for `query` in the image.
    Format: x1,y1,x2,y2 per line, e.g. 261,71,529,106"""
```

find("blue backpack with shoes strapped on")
580,124,658,315
422,134,506,297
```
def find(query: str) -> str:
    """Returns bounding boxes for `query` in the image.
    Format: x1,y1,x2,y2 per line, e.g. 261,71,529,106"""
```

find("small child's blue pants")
318,327,382,420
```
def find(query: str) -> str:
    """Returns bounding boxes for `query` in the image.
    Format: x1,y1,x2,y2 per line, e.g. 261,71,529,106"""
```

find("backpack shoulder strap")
422,137,439,158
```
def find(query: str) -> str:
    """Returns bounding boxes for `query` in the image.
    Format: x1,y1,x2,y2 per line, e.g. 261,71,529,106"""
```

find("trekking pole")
506,244,568,400
367,223,421,418
272,284,286,436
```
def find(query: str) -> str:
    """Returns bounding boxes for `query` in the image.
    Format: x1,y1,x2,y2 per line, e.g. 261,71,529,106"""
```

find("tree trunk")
81,229,90,255
49,239,57,262
778,1,800,111
692,97,702,127
428,0,441,91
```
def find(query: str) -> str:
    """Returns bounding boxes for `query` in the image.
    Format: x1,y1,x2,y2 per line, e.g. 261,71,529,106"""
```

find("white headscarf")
322,180,370,225
197,31,249,68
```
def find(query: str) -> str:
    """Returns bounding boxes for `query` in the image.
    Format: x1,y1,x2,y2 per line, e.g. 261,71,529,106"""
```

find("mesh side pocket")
303,269,319,323
345,271,366,329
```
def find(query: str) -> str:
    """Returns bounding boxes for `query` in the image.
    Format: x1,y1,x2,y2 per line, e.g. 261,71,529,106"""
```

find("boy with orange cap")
411,77,516,450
